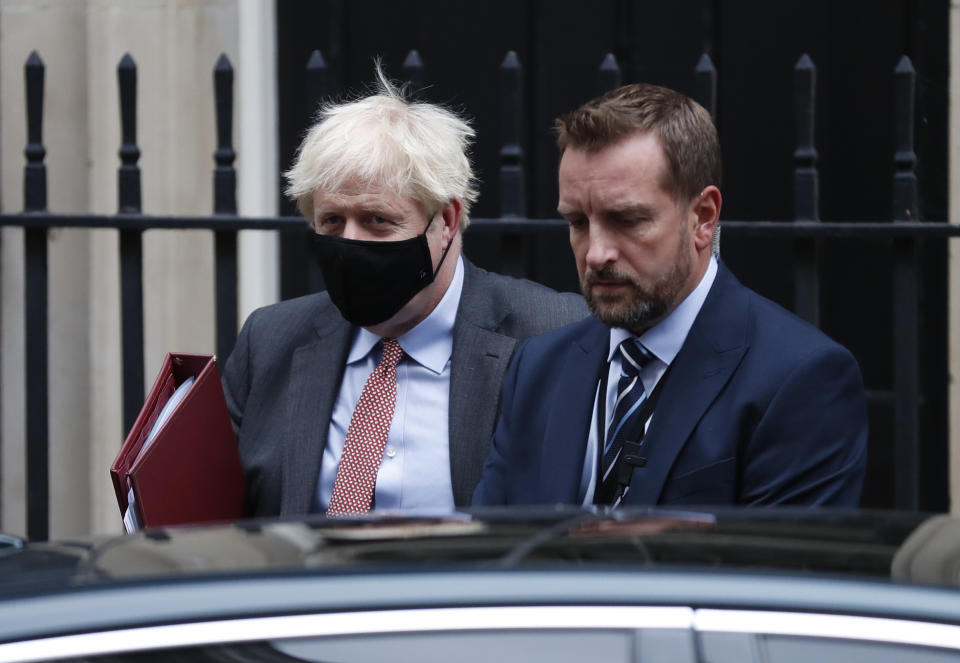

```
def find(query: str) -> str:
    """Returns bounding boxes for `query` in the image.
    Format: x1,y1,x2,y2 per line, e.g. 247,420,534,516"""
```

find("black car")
1,508,960,662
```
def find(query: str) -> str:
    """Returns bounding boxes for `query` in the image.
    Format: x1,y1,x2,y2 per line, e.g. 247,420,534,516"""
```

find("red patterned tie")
327,339,403,516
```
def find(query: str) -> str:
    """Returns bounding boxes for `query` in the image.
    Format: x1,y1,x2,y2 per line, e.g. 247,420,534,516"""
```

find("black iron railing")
2,49,957,541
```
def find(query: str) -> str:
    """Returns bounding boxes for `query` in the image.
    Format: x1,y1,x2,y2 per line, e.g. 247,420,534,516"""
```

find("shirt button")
385,446,397,458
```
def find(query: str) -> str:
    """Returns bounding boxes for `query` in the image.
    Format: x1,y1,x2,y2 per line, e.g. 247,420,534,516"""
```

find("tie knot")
379,338,403,370
618,339,654,377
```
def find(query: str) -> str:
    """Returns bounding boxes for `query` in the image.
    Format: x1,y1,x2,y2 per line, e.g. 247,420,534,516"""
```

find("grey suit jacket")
221,258,588,516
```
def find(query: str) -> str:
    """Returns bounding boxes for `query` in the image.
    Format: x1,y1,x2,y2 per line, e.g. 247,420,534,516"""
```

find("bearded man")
473,83,868,508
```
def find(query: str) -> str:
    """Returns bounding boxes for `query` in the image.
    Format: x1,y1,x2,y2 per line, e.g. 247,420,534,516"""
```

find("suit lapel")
539,318,609,503
449,261,517,506
449,324,517,506
280,303,352,515
623,263,749,505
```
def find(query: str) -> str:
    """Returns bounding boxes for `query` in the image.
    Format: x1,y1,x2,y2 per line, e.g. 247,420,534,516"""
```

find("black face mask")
312,215,452,327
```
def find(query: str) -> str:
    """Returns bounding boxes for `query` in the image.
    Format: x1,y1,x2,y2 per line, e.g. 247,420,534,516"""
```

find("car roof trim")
5,606,960,663
696,609,960,649
5,570,960,643
0,607,694,663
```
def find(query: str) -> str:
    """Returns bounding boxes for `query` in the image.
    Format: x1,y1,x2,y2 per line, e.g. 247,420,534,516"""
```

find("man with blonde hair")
222,70,586,517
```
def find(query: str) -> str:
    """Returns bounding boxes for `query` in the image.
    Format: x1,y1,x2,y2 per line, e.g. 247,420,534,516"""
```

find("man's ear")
691,185,722,251
439,198,463,247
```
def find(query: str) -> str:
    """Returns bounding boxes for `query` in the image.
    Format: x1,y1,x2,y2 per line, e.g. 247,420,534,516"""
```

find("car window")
35,629,690,663
761,636,960,663
273,630,634,663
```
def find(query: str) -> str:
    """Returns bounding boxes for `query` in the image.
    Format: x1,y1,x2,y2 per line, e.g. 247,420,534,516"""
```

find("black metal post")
694,53,717,120
23,51,49,541
24,53,47,213
117,53,145,435
304,50,329,294
402,49,424,90
694,53,720,255
305,49,328,122
793,54,820,326
893,57,920,223
499,50,526,277
892,55,920,510
213,54,238,361
117,54,141,215
598,53,621,94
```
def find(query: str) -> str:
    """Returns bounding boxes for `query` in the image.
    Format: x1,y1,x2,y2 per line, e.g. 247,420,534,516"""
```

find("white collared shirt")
579,256,719,504
317,257,465,513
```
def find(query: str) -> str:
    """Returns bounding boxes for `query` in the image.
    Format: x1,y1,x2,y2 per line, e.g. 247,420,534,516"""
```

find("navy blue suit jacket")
474,262,868,507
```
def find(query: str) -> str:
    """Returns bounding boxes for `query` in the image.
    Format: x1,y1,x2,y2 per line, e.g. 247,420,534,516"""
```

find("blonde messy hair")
284,64,479,230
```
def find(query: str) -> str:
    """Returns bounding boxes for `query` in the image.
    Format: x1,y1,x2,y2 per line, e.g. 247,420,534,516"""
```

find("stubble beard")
581,228,693,335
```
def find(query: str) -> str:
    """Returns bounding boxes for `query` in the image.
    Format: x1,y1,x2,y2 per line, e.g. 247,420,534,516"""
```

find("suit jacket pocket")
660,456,736,504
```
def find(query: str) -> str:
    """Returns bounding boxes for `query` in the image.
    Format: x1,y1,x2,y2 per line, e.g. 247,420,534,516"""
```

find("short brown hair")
555,83,721,202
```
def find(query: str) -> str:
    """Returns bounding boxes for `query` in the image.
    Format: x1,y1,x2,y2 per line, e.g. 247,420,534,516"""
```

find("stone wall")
0,0,277,538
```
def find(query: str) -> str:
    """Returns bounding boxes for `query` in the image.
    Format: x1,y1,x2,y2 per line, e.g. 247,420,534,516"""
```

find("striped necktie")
595,339,655,505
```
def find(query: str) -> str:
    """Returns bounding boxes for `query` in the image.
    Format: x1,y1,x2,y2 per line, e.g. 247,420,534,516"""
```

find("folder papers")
110,353,246,531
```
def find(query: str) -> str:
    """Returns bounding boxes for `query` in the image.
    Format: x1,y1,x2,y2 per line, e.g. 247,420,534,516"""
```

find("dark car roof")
0,507,958,646
0,507,927,583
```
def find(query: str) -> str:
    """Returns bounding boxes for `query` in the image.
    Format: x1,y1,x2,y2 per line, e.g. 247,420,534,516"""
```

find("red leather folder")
110,353,246,529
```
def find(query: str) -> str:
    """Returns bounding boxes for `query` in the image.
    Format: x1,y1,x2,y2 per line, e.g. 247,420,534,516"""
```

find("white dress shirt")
579,256,718,504
316,257,465,513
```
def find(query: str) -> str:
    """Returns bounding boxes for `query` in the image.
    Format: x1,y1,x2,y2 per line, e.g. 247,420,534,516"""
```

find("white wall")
237,0,279,321
0,0,278,538
1,0,94,538
949,2,960,514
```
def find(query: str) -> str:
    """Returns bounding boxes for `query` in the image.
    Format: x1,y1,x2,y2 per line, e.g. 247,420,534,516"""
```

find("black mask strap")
426,211,455,278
